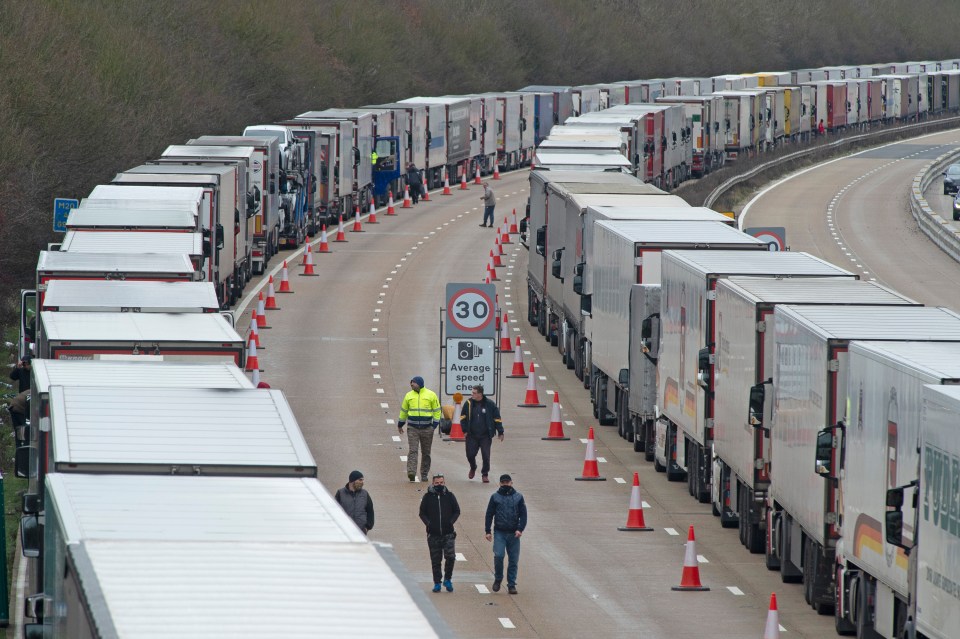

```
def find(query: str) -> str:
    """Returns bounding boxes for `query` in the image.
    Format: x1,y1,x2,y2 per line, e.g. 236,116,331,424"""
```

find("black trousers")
465,435,492,475
427,533,456,583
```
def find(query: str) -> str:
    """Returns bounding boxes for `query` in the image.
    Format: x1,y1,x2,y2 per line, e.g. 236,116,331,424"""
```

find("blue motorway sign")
53,198,79,233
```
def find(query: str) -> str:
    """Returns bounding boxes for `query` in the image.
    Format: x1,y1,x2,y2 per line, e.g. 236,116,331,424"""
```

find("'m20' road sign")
445,283,496,338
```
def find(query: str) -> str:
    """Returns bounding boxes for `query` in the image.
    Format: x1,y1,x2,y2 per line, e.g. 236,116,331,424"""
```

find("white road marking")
545,390,555,395
727,586,745,596
475,584,490,594
392,435,401,442
779,624,786,631
400,455,407,462
371,350,378,354
565,421,575,426
455,553,466,561
499,618,516,629
371,328,378,332
505,302,513,306
579,438,589,444
386,419,395,424
697,555,709,563
538,375,547,380
665,528,679,536
390,270,397,274
372,318,380,322
377,300,383,304
371,361,378,366
380,403,389,408
614,477,626,484
374,309,382,313
373,374,381,379
376,388,385,394
505,286,510,290
597,457,607,463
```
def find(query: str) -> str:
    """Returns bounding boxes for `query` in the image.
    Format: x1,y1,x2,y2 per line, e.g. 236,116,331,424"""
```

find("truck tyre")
654,456,665,472
633,435,643,453
803,538,815,605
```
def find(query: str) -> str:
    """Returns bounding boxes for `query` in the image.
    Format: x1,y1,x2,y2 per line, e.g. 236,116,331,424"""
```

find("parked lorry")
21,252,196,358
363,102,428,186
832,341,960,637
243,125,314,244
884,384,960,639
156,146,260,274
397,98,471,183
277,117,353,225
65,206,198,232
657,251,854,501
41,280,221,314
515,90,556,144
395,99,449,188
709,278,918,558
767,305,960,618
589,221,768,437
519,85,574,132
655,95,725,176
473,93,524,171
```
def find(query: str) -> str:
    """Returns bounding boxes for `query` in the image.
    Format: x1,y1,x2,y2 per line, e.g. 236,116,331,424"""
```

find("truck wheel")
654,456,665,472
803,539,815,604
633,435,643,453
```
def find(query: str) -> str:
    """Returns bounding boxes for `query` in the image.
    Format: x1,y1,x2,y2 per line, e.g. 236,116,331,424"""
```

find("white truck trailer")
710,278,918,557
657,251,854,499
66,206,198,231
41,280,221,314
769,306,960,617
884,384,960,639
589,221,768,437
830,341,960,636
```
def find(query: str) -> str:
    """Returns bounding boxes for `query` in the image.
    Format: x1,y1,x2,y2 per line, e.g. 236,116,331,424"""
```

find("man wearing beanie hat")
485,474,527,594
335,470,374,535
397,376,442,482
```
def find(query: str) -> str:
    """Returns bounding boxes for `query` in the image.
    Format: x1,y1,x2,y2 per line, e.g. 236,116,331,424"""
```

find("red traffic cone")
352,205,364,232
487,258,499,281
672,526,710,591
499,318,512,352
575,426,606,480
491,248,503,268
300,244,318,277
402,185,412,208
496,234,506,256
256,293,270,329
250,366,261,387
300,237,312,265
518,362,545,407
367,199,379,224
500,224,512,244
460,171,469,190
474,164,482,185
264,276,280,310
248,310,263,349
334,215,347,242
244,333,261,372
484,274,491,284
442,170,452,195
277,261,294,293
493,163,501,180
509,208,519,234
317,227,330,253
618,473,653,530
763,594,780,638
508,337,526,377
542,392,570,441
386,190,397,215
422,175,430,201
444,398,467,442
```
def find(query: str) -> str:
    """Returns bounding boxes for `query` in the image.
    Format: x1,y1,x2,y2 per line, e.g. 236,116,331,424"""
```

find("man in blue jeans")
484,474,527,594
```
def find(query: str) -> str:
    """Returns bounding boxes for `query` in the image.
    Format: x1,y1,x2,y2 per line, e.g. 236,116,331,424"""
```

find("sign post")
441,283,500,397
53,198,79,233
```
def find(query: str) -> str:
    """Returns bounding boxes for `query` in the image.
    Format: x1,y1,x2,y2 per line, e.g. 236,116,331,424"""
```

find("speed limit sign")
445,283,496,338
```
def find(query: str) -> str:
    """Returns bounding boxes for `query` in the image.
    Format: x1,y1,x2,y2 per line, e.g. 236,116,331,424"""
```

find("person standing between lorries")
398,376,442,482
405,163,422,204
480,181,496,227
461,385,503,483
418,473,461,593
334,470,374,535
485,474,527,594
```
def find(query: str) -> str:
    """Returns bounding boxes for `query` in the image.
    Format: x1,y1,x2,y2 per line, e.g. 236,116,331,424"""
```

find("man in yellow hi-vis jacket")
398,376,442,482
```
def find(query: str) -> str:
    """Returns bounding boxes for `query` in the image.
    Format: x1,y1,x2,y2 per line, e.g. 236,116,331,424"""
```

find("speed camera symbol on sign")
446,286,495,336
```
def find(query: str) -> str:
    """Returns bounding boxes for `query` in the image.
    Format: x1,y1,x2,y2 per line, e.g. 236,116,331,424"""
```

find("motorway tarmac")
230,169,845,638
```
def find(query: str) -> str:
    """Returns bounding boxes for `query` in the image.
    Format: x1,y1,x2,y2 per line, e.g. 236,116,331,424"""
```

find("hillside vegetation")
1,0,959,313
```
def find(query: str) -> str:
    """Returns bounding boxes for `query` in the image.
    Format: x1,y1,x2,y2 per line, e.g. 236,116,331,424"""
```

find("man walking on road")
461,385,503,483
334,470,374,535
398,376,442,482
419,473,461,593
485,474,527,594
479,181,496,227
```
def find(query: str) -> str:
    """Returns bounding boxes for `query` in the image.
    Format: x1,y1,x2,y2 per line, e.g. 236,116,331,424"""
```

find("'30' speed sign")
445,283,496,337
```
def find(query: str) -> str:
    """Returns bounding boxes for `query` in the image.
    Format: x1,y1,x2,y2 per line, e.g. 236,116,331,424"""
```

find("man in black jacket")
334,470,374,535
460,385,503,483
418,473,461,592
485,474,527,594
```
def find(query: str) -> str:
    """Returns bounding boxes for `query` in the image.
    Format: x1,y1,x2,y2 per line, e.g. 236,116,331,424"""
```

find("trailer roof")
596,220,764,245
722,277,917,305
40,311,241,343
127,163,235,177
190,135,277,148
533,151,631,168
78,198,200,211
49,386,315,472
665,250,853,276
36,251,195,275
47,475,364,544
519,85,572,92
539,139,624,150
112,172,224,186
43,280,220,313
777,305,960,341
61,231,203,256
530,170,641,186
395,96,470,106
32,360,251,395
162,145,257,159
587,205,728,221
75,540,447,638
66,208,197,229
295,109,374,119
88,184,205,202
923,384,960,407
851,341,960,380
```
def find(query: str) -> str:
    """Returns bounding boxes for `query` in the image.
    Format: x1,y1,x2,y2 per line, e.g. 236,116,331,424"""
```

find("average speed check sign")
445,283,496,338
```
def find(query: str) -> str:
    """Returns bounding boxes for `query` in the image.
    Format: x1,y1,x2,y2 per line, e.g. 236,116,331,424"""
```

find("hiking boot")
482,475,490,483
508,585,518,595
492,579,501,592
421,475,428,483
468,468,476,479
479,224,487,228
443,579,453,592
408,472,416,482
432,583,441,593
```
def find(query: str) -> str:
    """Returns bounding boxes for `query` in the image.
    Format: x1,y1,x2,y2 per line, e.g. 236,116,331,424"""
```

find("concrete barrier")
908,149,960,264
